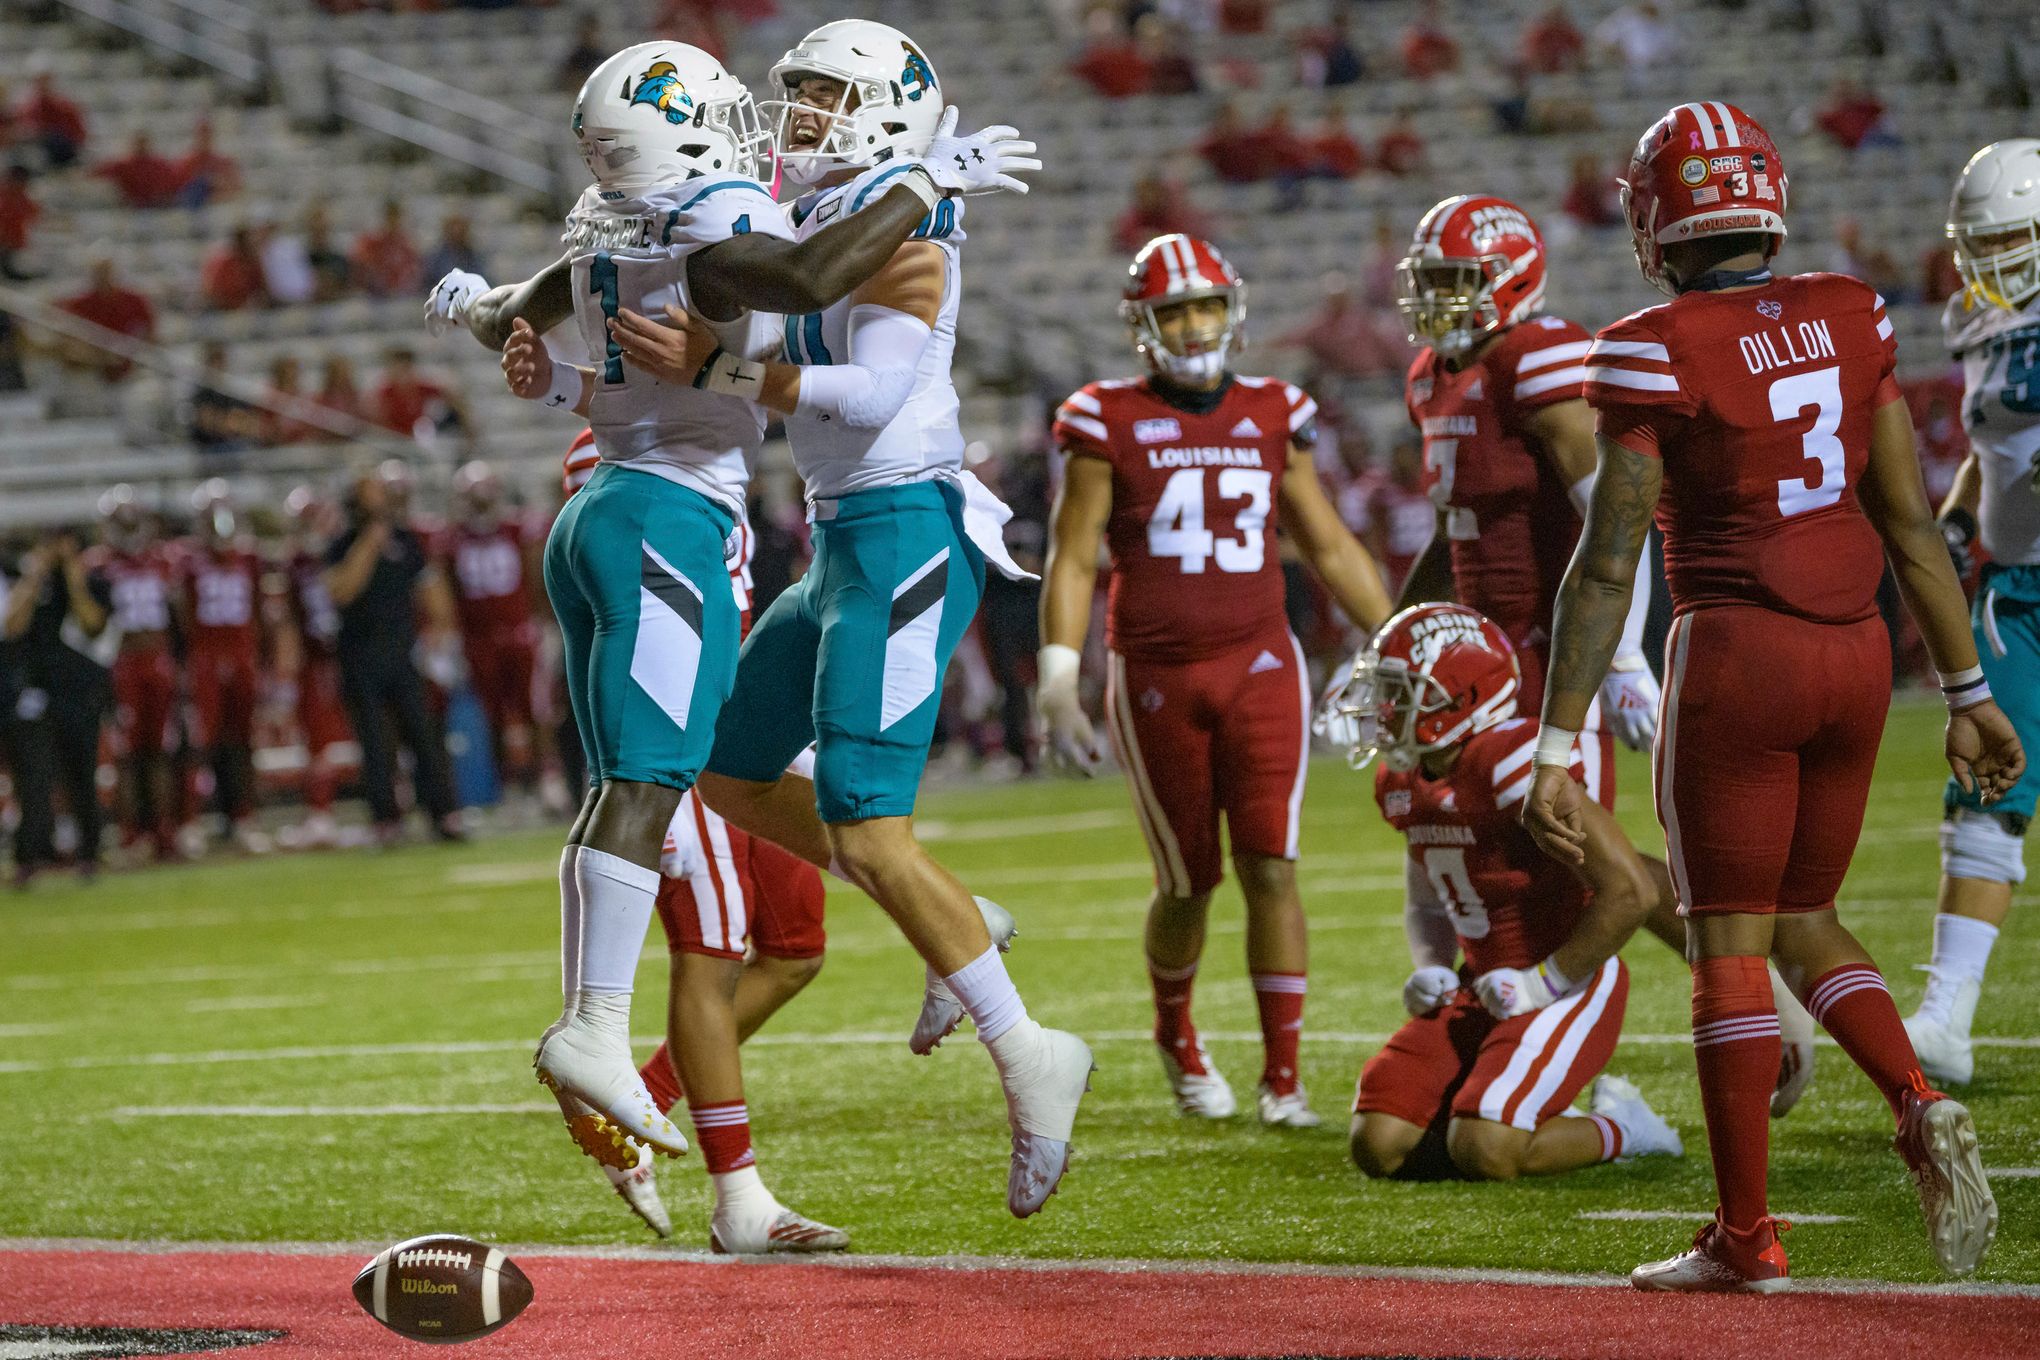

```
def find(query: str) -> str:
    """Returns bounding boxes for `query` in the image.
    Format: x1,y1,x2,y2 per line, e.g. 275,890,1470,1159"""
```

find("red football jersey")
289,550,341,658
445,518,537,633
87,544,176,637
1404,315,1594,651
179,542,264,657
1583,272,1899,625
1053,375,1316,662
1373,718,1589,976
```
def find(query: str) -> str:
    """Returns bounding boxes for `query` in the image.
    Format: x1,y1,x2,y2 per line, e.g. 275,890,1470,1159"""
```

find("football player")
1332,604,1682,1181
602,22,1092,1219
174,480,274,855
1523,101,2022,1289
89,485,181,862
1037,234,1392,1126
443,461,546,799
432,41,1036,1221
279,486,352,850
1903,140,2040,1085
1385,193,1820,1116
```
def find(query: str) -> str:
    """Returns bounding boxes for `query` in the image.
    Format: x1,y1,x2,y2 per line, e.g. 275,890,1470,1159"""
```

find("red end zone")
4,1247,2037,1360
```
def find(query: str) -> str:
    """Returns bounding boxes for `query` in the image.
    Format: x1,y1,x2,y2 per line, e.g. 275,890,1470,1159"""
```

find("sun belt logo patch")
900,42,935,102
628,61,696,125
1133,417,1181,443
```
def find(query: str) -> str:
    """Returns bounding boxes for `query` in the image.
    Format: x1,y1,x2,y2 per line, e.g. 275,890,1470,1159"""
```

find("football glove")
915,106,1041,197
1941,506,1978,579
1312,654,1363,753
1599,658,1660,751
424,269,489,337
1035,643,1103,775
1402,965,1462,1017
1473,962,1567,1019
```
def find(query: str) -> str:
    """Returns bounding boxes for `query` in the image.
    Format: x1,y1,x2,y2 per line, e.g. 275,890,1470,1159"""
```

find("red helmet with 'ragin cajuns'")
1120,234,1246,385
563,428,601,496
1396,194,1548,359
1329,603,1519,772
1621,100,1788,295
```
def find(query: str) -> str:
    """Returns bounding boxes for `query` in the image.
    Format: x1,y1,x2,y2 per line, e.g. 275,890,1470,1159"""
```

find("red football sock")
1691,954,1778,1234
1149,956,1203,1069
1806,964,1929,1118
639,1042,683,1115
689,1100,755,1175
1251,971,1307,1094
1587,1113,1625,1163
304,757,337,814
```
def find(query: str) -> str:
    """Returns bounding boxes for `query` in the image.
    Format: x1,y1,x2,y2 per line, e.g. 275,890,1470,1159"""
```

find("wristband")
1534,955,1576,999
537,358,582,410
1533,724,1577,769
1938,665,1992,711
897,164,944,210
693,347,766,398
1038,643,1081,696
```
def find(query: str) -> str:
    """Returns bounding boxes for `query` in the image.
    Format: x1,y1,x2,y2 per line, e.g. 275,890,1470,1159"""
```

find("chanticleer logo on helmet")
627,62,695,124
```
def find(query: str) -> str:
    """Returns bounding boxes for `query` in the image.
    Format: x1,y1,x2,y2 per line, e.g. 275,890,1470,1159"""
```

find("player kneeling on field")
1329,604,1682,1181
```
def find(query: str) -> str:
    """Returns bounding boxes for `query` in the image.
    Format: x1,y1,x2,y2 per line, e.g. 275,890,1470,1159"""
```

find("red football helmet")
189,477,236,544
453,458,503,523
1396,195,1548,358
1329,603,1519,772
563,427,600,496
1120,234,1246,384
1621,100,1789,295
98,482,146,548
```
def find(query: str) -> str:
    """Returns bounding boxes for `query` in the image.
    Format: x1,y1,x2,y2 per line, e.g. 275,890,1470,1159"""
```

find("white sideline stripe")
0,1024,63,1037
3,1236,2036,1298
15,1029,2040,1076
1579,1210,1856,1225
10,891,500,936
114,1103,552,1118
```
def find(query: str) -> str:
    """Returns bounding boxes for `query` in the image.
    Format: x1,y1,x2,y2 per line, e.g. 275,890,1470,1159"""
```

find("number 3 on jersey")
1772,365,1845,517
1147,467,1272,573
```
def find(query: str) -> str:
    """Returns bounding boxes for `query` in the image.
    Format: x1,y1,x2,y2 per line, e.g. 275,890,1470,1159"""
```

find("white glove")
424,269,489,337
1402,965,1462,1017
1035,643,1103,775
1473,962,1564,1019
915,106,1041,197
1312,653,1364,753
1599,658,1661,751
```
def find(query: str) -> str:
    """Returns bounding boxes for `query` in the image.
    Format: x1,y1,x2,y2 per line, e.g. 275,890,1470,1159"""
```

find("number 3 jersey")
1583,271,1899,624
1945,289,2040,573
561,176,793,516
1374,717,1589,975
1052,374,1316,662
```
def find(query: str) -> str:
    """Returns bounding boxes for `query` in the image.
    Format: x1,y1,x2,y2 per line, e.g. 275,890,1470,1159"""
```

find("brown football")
352,1234,533,1344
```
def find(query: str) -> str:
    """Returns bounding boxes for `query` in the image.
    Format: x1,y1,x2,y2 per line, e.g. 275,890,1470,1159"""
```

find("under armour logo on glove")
916,106,1041,196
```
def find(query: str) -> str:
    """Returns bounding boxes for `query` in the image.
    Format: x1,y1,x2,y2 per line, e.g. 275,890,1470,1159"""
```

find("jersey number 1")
1147,467,1272,573
1772,366,1845,517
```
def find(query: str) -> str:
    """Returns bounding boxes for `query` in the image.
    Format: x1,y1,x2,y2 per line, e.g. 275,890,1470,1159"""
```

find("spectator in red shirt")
1258,103,1315,211
305,202,353,302
1198,101,1268,185
1071,8,1152,100
1816,78,1899,151
1377,112,1426,176
1307,104,1366,180
1218,0,1271,36
1921,241,1964,306
260,355,320,446
93,133,185,209
1272,271,1411,382
174,121,241,207
1560,154,1620,229
313,352,362,436
58,257,155,380
1295,8,1365,89
200,225,270,311
1136,15,1201,97
1521,4,1587,74
1400,2,1460,80
1112,170,1208,255
371,346,467,439
351,199,424,298
0,165,39,281
14,71,87,169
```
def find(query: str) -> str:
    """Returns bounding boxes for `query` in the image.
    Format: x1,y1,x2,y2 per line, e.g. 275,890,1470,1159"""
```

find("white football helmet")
764,20,945,188
571,43,770,195
1948,138,2040,310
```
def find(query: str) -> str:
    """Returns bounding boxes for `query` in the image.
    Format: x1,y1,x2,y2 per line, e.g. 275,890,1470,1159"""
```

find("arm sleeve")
791,304,934,431
1870,289,1898,381
1403,856,1460,970
1051,385,1116,461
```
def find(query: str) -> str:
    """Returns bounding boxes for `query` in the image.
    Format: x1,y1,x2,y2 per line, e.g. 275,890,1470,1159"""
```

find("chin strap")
1680,264,1773,293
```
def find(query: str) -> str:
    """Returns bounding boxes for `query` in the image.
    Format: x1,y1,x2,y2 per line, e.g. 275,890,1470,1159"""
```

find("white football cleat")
910,896,1019,1055
1770,964,1816,1118
1631,1218,1791,1293
1904,969,1981,1087
999,1026,1095,1218
1895,1089,1997,1277
1158,1038,1236,1119
533,1006,689,1161
1590,1074,1683,1160
1255,1081,1322,1129
710,1204,850,1255
602,1140,672,1237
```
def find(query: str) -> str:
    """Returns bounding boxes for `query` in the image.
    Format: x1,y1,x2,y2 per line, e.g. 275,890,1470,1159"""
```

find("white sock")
575,848,660,995
944,945,1029,1043
711,1164,776,1216
558,845,584,1022
1930,912,2000,984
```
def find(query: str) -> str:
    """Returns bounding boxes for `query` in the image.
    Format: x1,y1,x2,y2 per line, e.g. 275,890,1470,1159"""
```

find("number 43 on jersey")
1147,467,1273,573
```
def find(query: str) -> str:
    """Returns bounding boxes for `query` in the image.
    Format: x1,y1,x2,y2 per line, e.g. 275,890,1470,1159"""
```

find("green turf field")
2,695,2030,1283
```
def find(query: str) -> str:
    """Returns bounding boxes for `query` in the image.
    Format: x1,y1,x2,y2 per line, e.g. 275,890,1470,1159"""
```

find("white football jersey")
1945,290,2040,566
562,177,791,516
780,162,966,501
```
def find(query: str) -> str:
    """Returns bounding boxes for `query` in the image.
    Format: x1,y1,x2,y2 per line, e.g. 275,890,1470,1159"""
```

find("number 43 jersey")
1584,271,1899,625
1053,374,1316,662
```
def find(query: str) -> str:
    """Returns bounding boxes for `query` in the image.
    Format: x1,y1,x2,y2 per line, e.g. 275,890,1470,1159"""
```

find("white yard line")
183,996,320,1013
1578,1210,1856,1225
112,1103,548,1118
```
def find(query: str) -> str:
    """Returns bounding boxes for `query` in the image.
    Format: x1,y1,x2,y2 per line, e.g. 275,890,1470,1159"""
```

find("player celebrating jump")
430,40,1039,1229
1333,604,1682,1181
1038,235,1393,1126
605,21,1094,1218
1522,101,2022,1290
1902,140,2040,1085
